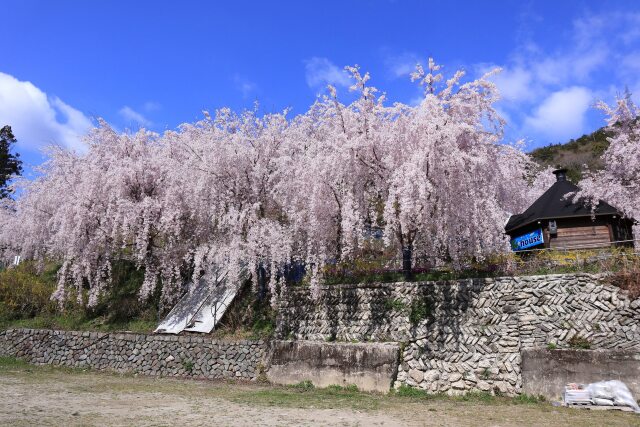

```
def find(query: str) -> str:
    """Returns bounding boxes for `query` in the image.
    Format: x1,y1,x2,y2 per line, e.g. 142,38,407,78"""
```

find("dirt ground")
0,361,638,427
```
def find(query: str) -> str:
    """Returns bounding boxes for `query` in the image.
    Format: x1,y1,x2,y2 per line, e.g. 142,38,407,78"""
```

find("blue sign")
511,228,544,251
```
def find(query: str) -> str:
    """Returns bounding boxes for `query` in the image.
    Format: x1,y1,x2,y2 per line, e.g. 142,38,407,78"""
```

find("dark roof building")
505,169,635,251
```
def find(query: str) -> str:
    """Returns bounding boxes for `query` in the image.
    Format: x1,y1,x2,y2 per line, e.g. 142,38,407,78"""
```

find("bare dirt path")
0,361,638,427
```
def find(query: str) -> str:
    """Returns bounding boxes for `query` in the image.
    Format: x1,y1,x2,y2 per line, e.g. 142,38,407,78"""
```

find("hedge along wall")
276,274,640,395
0,329,267,381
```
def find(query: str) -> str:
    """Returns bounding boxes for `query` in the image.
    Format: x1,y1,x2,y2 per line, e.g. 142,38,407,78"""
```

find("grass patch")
393,385,434,399
392,385,548,406
319,248,640,287
326,384,359,393
513,393,546,404
229,382,383,410
568,335,591,350
0,355,93,377
0,364,635,427
291,380,315,391
0,356,31,369
0,314,157,333
0,359,555,416
393,386,496,403
457,391,496,403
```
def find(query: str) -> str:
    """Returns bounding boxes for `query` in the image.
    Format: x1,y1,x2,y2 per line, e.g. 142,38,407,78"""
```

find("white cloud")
233,74,257,99
475,10,640,146
143,101,161,112
385,52,420,78
572,47,609,81
530,46,607,87
118,106,152,128
0,72,92,152
480,11,633,109
621,51,640,73
487,65,535,103
304,57,350,89
619,14,640,44
574,11,640,46
485,42,607,105
524,86,592,141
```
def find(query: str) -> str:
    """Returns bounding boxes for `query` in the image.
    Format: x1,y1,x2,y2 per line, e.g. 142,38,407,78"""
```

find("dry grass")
610,256,640,299
0,358,637,427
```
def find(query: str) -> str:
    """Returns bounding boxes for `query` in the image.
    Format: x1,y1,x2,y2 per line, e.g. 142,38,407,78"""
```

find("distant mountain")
529,126,611,183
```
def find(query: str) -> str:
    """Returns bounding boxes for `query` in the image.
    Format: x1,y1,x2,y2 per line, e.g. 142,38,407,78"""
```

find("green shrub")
0,259,162,333
568,335,591,350
251,317,275,338
248,298,276,339
209,279,277,339
409,299,432,325
292,380,315,391
481,367,491,380
182,360,194,373
0,262,58,320
384,298,407,312
88,260,148,323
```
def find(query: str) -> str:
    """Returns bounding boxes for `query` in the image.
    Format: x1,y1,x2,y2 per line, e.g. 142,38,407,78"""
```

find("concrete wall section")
266,340,400,393
522,349,640,399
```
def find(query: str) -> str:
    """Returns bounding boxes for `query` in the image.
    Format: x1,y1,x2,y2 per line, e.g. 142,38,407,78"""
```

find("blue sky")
2,0,640,170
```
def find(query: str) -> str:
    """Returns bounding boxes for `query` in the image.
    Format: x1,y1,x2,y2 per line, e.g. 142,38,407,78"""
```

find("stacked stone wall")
0,329,266,381
277,274,640,395
1,274,637,396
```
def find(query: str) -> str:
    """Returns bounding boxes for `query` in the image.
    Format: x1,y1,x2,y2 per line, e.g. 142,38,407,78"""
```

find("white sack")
586,380,639,413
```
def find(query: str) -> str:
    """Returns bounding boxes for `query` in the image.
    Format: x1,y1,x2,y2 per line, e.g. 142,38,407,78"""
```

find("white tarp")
565,381,640,413
587,381,640,412
154,268,244,335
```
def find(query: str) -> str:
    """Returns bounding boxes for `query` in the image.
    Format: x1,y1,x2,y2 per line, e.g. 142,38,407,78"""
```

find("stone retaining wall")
0,329,267,381
277,274,640,395
1,274,638,396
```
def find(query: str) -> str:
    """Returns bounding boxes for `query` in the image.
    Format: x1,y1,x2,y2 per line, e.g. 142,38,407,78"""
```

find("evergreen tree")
0,125,23,199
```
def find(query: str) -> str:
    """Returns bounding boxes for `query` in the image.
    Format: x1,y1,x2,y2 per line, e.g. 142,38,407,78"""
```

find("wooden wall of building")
548,218,612,250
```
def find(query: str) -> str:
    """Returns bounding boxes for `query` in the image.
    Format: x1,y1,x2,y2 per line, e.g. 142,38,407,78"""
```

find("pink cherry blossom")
0,59,550,307
573,92,639,243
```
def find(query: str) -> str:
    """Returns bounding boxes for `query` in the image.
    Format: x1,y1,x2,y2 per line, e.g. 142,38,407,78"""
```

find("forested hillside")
530,126,610,182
